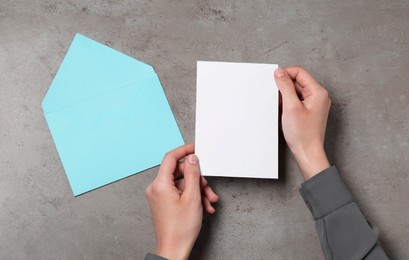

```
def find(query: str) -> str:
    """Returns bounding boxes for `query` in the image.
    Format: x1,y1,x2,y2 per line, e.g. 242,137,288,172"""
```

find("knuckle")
151,182,167,195
201,176,208,186
145,185,152,198
322,88,329,97
318,88,330,100
295,65,307,73
282,77,293,85
163,152,171,160
286,102,302,112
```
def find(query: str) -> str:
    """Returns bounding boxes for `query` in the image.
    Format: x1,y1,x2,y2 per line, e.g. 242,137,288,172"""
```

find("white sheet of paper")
195,61,279,179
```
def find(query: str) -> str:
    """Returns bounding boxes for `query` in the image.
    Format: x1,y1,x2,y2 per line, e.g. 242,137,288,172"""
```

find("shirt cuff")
299,166,354,219
144,253,168,260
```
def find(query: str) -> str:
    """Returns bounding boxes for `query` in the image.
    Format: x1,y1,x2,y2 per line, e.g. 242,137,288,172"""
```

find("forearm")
292,146,330,180
144,253,168,260
299,166,388,260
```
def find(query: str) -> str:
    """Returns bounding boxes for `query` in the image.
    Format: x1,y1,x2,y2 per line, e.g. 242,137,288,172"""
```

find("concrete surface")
1,0,408,259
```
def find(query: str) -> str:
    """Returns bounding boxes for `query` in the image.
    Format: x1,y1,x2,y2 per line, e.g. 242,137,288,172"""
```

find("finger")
200,176,208,187
177,167,219,202
157,144,195,182
274,68,302,109
285,66,321,91
203,185,219,203
278,92,283,131
200,177,219,202
181,154,201,199
200,176,219,203
174,161,185,180
175,178,185,191
202,196,216,214
294,82,304,99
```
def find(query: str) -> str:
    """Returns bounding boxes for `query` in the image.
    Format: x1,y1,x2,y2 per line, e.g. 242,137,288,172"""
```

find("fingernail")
275,68,285,78
188,154,198,165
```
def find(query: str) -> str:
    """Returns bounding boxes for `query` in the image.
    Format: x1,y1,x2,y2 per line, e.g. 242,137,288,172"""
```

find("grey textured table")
1,1,408,259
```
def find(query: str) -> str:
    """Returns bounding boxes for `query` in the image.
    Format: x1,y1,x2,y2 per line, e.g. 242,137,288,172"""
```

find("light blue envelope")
42,33,184,196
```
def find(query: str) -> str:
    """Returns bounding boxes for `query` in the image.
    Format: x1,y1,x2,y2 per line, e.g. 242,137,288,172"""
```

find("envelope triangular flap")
45,75,184,195
42,33,156,114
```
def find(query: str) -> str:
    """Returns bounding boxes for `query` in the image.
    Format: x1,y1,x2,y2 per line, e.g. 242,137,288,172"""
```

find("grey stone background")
1,0,408,259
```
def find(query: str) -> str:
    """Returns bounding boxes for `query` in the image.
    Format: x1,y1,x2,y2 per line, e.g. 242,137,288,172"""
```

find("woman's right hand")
274,66,331,180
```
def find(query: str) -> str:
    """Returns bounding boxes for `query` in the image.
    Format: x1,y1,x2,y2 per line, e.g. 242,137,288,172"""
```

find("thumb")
274,68,302,109
182,154,201,199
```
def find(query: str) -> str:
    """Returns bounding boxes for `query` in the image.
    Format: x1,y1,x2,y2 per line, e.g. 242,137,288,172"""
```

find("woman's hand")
145,144,219,260
274,67,331,180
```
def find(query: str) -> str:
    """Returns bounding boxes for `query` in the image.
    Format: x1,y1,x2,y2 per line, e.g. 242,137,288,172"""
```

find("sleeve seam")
321,217,334,260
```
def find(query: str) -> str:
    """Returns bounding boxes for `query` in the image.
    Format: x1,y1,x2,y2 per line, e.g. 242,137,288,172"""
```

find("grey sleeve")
299,166,389,260
144,253,168,260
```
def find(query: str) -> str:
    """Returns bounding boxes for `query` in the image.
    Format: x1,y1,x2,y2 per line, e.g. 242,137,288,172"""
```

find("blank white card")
195,61,279,179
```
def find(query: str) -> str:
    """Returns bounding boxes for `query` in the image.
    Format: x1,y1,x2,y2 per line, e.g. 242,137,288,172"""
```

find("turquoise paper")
43,33,184,196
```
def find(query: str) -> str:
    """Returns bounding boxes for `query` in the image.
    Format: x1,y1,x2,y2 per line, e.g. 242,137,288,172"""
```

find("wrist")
156,242,191,260
292,146,330,180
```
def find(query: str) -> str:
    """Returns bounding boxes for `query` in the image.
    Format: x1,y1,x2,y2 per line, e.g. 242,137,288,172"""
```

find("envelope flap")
42,33,156,113
44,75,184,195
